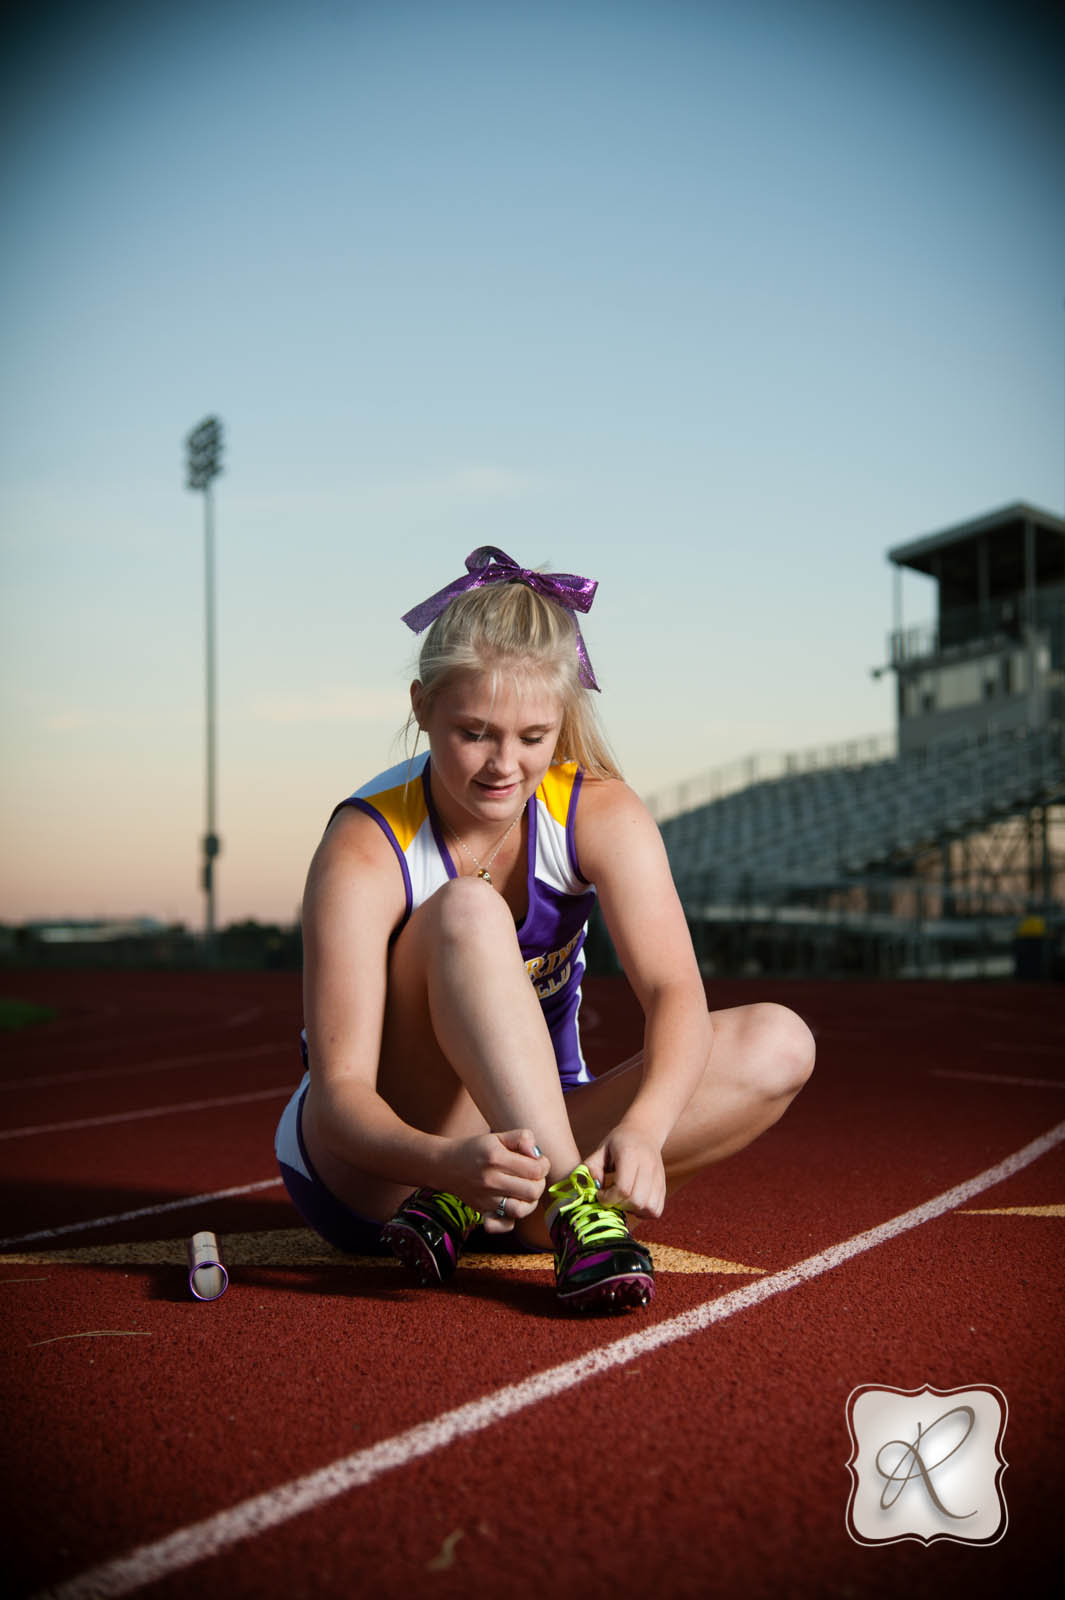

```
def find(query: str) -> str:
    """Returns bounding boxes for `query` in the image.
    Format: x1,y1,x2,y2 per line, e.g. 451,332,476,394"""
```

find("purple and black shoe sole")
556,1267,655,1314
383,1213,654,1313
380,1218,457,1285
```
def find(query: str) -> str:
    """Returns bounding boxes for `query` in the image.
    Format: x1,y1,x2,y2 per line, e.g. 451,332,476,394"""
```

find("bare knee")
432,875,516,950
737,1002,815,1102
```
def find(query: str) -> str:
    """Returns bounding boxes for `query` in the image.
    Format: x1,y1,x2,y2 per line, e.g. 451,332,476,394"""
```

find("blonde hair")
408,580,621,779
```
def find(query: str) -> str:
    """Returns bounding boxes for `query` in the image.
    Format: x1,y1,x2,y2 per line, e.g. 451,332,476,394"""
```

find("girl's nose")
485,740,518,777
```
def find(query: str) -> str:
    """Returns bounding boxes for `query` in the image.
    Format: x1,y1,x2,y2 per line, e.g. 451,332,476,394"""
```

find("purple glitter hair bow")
401,545,600,690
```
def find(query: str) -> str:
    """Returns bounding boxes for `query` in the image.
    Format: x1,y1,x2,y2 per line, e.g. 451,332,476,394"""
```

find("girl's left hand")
583,1124,666,1219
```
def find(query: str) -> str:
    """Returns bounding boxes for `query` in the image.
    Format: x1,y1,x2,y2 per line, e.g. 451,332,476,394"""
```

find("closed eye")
455,723,555,744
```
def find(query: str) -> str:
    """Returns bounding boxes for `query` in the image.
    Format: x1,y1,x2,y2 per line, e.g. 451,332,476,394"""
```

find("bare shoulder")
574,772,690,992
577,774,650,821
303,803,406,929
301,804,408,1086
307,802,393,880
574,775,664,879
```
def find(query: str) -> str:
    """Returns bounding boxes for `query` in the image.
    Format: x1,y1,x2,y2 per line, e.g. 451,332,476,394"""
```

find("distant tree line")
0,919,303,971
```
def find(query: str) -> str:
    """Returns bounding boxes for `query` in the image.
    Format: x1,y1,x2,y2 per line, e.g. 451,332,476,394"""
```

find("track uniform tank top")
341,751,596,1090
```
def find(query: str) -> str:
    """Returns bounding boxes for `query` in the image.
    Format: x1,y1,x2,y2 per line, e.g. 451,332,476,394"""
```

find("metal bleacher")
657,724,1065,907
644,503,1065,976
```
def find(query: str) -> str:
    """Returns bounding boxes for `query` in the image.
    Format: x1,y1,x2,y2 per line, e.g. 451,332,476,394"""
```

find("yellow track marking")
599,1243,764,1275
961,1204,1065,1216
1,1228,764,1276
426,1529,464,1571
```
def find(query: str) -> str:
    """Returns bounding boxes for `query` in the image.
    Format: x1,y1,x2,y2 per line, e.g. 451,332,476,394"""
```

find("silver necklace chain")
445,807,524,885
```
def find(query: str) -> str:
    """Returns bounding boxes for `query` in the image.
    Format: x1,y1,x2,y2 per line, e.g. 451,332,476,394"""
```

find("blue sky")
2,0,1063,927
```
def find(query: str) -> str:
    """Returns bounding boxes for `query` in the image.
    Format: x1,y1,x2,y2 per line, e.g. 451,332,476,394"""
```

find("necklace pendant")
477,868,492,883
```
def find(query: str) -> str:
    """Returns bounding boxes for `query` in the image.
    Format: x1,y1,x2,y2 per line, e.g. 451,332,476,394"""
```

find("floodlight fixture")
186,415,223,490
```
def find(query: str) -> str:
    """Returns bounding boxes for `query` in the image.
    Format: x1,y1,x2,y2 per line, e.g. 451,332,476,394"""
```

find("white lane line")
34,1118,1065,1600
225,1008,264,1028
0,1042,288,1094
0,1179,284,1251
0,1088,292,1143
931,1068,1065,1091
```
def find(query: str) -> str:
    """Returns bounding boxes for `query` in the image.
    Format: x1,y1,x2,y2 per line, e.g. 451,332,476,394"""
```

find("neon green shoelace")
549,1167,630,1246
433,1191,481,1231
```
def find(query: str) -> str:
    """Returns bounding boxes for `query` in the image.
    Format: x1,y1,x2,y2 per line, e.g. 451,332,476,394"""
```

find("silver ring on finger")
495,1196,507,1219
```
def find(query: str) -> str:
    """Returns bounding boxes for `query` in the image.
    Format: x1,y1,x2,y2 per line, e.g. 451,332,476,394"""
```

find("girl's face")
412,670,563,831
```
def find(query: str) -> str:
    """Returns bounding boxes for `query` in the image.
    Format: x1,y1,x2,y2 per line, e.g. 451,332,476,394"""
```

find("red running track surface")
0,970,1062,1598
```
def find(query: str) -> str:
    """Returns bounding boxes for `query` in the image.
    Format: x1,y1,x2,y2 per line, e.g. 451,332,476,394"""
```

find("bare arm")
575,778,713,1214
301,808,455,1187
302,808,547,1213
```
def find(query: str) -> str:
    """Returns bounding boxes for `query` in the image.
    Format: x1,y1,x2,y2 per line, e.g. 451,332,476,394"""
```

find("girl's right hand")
446,1128,549,1230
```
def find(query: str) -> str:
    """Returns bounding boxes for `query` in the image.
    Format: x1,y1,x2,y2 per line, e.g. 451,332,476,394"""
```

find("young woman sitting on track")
275,547,815,1314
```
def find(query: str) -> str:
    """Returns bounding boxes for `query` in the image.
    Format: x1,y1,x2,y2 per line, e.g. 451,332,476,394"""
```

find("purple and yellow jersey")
339,752,596,1090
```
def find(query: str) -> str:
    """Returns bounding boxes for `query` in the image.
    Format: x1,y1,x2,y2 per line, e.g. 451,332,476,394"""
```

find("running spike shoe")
545,1164,655,1313
381,1188,482,1284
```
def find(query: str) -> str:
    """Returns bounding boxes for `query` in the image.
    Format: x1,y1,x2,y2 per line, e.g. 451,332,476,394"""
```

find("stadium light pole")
185,416,224,954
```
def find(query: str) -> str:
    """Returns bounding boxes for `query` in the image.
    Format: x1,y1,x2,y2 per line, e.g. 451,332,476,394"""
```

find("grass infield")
0,997,57,1031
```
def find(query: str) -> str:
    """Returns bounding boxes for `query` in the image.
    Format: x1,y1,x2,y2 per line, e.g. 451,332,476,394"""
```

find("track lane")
13,1121,1064,1599
3,972,1063,1599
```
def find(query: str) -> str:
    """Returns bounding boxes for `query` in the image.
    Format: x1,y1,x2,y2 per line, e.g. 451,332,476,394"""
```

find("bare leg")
302,877,583,1222
512,1001,815,1247
575,1002,813,1176
303,884,814,1242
